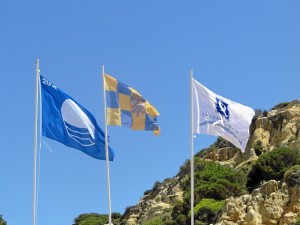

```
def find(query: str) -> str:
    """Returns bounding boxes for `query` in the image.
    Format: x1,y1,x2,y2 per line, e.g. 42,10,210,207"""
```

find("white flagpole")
190,70,194,225
102,65,112,225
32,59,40,225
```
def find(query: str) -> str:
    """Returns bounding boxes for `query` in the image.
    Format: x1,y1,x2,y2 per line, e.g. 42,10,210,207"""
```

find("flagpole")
190,70,194,225
102,65,112,225
32,59,40,225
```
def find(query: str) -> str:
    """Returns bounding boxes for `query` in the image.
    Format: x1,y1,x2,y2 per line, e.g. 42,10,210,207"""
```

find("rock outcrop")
216,180,300,225
122,178,183,225
250,100,300,153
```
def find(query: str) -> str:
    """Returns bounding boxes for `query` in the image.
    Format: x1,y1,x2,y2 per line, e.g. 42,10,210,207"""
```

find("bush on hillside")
284,165,300,187
170,201,186,225
175,214,187,225
143,217,164,225
181,159,248,202
175,159,246,225
73,213,121,225
271,102,290,110
193,198,224,225
0,215,6,225
247,147,300,189
186,159,247,202
194,198,224,214
144,189,152,195
253,140,264,156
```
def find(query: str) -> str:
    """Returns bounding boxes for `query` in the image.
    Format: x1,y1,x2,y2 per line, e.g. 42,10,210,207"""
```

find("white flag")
192,78,255,151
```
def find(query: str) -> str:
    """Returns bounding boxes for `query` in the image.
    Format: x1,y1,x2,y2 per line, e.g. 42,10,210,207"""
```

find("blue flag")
40,75,114,161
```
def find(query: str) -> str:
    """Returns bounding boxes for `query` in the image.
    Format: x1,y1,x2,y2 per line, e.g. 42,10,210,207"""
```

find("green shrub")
0,215,6,225
73,213,121,225
247,147,300,189
178,160,246,225
143,217,164,225
192,198,224,225
175,214,187,225
254,140,264,155
284,165,300,187
124,205,136,214
271,102,290,110
144,189,152,195
294,219,300,225
192,159,247,201
178,159,190,179
172,201,184,215
164,219,176,225
171,201,187,225
194,198,224,214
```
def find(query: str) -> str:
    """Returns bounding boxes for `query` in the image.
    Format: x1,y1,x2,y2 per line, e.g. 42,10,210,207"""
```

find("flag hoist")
190,72,255,225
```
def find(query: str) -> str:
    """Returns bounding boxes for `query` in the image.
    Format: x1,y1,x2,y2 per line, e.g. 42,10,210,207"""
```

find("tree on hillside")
73,213,122,225
247,147,300,190
175,159,247,225
0,215,7,225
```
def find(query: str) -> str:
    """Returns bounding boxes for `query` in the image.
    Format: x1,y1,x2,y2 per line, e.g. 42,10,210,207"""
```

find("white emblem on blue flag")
61,99,96,146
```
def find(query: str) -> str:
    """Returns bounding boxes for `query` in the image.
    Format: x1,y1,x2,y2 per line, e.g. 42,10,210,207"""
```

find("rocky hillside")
216,179,300,225
119,100,300,225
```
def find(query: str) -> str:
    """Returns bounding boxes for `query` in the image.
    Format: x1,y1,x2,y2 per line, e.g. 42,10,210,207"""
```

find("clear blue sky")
0,1,299,225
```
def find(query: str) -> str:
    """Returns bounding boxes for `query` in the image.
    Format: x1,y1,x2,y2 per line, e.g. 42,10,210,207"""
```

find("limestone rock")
122,178,183,225
249,101,300,155
216,180,300,225
205,147,243,168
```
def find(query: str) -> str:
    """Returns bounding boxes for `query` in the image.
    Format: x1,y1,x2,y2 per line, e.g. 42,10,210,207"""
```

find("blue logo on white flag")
216,98,229,120
40,75,114,161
